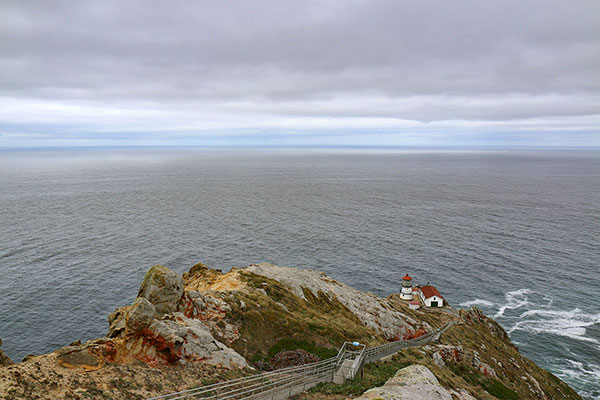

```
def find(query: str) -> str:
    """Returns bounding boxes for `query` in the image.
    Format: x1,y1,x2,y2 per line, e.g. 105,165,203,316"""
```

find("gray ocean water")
0,147,598,398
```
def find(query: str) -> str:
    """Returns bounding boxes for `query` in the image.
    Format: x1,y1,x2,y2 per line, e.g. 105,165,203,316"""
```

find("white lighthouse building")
400,274,413,300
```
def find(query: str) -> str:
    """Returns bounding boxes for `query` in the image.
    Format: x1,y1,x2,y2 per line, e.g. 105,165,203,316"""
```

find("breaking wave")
508,308,600,344
459,298,494,307
494,288,531,318
556,360,600,399
463,287,600,398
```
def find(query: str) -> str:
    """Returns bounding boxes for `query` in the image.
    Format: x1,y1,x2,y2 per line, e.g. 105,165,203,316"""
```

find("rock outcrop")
431,344,463,368
246,263,427,340
179,262,435,361
356,365,453,400
0,261,584,400
137,265,184,316
0,339,13,367
104,265,248,369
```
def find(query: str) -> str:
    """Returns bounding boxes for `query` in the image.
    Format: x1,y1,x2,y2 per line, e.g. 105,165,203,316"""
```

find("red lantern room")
401,274,413,300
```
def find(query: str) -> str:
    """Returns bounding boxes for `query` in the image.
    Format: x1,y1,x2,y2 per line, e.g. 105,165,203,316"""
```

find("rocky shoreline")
0,262,582,399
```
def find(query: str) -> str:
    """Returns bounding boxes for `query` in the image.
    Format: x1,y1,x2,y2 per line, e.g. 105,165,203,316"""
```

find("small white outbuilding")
408,300,420,310
419,285,444,307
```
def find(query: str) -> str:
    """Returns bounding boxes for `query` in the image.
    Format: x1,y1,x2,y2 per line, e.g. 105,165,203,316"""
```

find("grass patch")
482,379,519,400
310,358,411,396
307,322,326,332
227,271,385,360
448,363,480,386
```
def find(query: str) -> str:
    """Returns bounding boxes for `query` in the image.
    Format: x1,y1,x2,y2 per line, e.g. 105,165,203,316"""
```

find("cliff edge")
0,340,13,368
0,262,582,400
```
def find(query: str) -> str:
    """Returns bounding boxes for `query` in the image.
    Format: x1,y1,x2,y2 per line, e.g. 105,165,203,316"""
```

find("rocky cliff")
0,262,582,400
0,340,13,368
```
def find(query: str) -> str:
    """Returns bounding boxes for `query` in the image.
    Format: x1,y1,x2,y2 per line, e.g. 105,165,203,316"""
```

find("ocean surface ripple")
0,147,599,398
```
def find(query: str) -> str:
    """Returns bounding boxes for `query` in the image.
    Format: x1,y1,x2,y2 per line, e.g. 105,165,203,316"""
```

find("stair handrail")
147,320,455,400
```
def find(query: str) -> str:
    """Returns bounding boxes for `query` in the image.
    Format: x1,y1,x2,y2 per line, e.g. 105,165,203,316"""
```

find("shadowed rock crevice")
0,339,13,367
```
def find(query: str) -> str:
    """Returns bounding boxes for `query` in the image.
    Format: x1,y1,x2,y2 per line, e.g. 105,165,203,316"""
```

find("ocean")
0,147,598,398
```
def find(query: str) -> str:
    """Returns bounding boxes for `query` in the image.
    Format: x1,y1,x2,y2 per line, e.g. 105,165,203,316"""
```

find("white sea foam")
541,294,554,308
459,299,495,307
494,288,531,318
555,360,600,398
563,360,600,380
508,308,600,344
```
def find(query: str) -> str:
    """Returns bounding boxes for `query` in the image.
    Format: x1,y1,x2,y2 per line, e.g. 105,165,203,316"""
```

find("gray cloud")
0,0,599,145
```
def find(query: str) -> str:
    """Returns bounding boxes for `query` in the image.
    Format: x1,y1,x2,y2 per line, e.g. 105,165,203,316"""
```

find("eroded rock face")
246,263,428,340
138,265,184,316
356,364,452,400
127,313,247,368
0,338,13,366
108,305,130,338
103,265,248,370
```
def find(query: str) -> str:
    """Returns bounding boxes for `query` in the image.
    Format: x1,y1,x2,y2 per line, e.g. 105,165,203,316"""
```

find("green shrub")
482,379,519,400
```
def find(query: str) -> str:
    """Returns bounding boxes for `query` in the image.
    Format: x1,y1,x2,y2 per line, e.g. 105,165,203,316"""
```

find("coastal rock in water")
0,338,13,366
137,265,184,315
356,364,452,400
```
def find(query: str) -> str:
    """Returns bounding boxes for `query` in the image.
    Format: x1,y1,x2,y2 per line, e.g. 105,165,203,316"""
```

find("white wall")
420,292,443,307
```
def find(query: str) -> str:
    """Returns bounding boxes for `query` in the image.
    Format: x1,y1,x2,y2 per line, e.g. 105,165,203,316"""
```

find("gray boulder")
126,297,156,333
356,364,452,400
433,351,445,368
137,265,184,315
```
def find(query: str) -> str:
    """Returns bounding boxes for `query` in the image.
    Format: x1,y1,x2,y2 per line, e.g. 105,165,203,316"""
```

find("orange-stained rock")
184,266,245,292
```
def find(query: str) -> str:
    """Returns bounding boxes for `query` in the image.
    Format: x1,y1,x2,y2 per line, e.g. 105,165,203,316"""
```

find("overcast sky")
1,0,599,147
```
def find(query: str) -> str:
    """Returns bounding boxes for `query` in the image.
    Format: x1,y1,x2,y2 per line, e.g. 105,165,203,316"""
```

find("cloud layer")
1,0,599,146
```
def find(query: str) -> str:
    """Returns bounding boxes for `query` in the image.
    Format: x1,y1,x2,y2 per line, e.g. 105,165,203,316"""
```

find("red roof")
402,274,412,281
420,285,441,299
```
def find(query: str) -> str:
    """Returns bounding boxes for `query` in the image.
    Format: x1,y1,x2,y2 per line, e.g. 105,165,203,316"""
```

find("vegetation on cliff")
0,262,582,400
